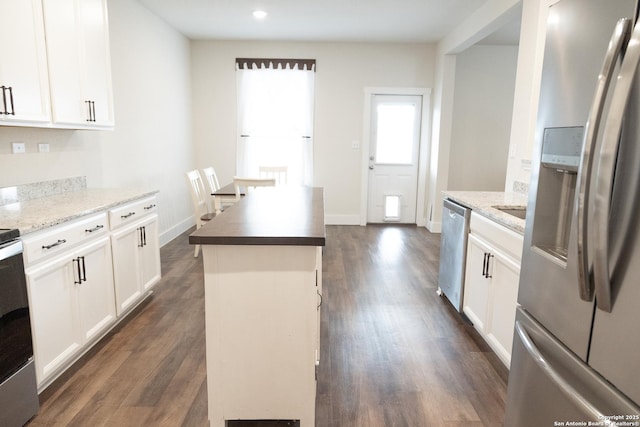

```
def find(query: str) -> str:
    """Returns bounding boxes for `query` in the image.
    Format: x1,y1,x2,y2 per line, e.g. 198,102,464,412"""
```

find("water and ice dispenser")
531,127,584,262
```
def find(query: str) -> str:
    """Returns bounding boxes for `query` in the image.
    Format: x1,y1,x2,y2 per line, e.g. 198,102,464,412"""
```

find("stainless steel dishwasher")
437,198,471,312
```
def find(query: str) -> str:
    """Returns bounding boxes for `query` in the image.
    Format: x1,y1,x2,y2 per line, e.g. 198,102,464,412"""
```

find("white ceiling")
136,0,520,44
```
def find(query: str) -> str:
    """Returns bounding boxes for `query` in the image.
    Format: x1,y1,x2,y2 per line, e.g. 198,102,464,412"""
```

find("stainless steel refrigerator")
505,0,640,424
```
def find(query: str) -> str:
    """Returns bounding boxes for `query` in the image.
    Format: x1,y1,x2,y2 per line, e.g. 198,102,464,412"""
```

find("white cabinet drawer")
109,196,158,230
22,213,108,266
470,212,523,261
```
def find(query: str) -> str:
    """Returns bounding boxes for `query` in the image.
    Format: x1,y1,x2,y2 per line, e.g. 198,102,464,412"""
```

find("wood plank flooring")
27,224,507,427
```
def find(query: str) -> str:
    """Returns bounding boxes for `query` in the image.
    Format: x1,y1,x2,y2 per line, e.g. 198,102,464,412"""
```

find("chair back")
202,166,221,193
259,166,288,185
186,170,212,224
233,177,276,200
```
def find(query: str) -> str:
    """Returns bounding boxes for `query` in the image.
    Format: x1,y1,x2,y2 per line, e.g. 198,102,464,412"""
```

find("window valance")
235,58,316,71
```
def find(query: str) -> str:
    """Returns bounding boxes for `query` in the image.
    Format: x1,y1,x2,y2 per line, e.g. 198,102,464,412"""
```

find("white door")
367,95,422,223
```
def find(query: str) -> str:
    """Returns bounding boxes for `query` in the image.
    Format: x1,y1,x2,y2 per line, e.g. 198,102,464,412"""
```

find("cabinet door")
463,233,493,333
0,0,51,124
485,250,520,365
41,0,85,125
76,236,116,343
316,247,322,365
79,0,114,126
25,255,82,385
42,0,114,127
111,224,142,315
139,215,161,291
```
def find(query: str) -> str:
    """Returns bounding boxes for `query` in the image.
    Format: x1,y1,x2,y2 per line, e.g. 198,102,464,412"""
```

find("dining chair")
258,166,288,185
202,166,225,213
233,177,276,201
186,170,216,257
202,166,221,194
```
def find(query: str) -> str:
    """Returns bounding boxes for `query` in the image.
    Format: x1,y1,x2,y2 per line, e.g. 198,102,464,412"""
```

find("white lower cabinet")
23,195,160,390
463,212,523,367
139,216,161,291
110,202,160,315
77,237,117,342
25,235,115,388
463,234,494,333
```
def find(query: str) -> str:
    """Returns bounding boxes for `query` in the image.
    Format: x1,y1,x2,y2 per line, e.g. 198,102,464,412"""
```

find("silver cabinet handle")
42,239,67,250
592,19,640,312
85,224,104,233
514,320,605,420
575,18,632,303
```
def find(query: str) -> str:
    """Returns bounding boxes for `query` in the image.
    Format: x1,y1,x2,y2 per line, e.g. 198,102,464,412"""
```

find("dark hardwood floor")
28,224,507,427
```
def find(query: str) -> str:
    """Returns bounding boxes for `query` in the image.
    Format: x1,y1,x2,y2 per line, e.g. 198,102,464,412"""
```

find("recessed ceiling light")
253,10,267,20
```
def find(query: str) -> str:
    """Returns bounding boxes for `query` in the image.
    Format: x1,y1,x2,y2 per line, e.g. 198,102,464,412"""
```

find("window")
236,58,315,186
375,104,416,164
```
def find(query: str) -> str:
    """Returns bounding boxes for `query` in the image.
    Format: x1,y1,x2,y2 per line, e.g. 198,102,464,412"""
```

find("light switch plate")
38,143,50,153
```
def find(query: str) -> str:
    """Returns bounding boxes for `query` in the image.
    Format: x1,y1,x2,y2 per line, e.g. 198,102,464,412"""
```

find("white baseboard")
426,220,441,233
159,216,195,247
324,214,361,225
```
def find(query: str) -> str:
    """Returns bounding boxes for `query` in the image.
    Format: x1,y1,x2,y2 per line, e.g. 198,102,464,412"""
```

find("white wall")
0,0,195,245
504,0,551,192
190,40,436,224
427,0,521,231
448,45,518,191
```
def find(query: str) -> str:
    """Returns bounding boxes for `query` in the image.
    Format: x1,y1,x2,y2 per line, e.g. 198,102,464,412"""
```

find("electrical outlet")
12,142,26,154
38,143,50,153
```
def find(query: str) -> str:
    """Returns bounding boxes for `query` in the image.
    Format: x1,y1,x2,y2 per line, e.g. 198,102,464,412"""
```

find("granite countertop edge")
442,191,527,235
0,188,159,236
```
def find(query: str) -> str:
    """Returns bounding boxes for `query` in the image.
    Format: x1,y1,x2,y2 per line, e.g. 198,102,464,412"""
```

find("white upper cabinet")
43,0,114,128
0,0,52,125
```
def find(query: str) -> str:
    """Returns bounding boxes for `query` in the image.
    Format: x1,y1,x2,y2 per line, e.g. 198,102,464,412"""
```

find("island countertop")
189,186,326,246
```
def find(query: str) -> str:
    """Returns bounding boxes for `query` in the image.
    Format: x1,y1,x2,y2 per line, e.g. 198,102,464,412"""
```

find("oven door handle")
0,240,23,260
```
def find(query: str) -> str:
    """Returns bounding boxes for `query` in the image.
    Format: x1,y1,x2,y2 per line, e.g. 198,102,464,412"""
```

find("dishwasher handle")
443,199,470,217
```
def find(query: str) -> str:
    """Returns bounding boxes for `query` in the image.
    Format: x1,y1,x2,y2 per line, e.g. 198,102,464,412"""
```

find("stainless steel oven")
0,229,39,427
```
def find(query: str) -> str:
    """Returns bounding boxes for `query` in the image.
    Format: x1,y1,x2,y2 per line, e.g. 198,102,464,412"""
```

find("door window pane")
375,104,415,164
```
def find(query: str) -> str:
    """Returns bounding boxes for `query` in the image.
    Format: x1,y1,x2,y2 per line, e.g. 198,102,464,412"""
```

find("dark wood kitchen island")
189,186,325,427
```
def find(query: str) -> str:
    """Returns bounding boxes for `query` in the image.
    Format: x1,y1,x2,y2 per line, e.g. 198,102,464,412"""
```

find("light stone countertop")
0,188,158,236
442,191,528,234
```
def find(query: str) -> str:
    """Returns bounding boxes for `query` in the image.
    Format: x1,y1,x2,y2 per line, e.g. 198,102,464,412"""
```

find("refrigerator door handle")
514,320,606,420
576,18,632,302
592,19,640,313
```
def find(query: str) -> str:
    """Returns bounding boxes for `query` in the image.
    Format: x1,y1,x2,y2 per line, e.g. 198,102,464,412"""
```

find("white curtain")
236,61,315,186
